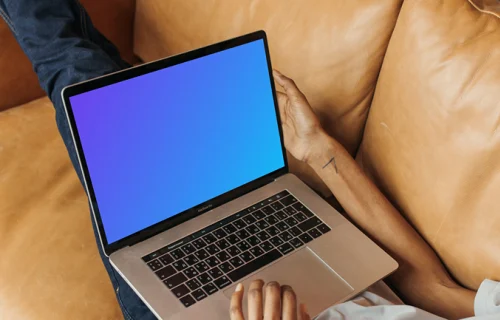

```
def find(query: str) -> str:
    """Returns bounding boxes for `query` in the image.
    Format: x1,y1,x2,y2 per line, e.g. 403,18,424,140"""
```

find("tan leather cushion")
0,97,121,319
0,0,137,112
357,0,500,289
134,0,403,197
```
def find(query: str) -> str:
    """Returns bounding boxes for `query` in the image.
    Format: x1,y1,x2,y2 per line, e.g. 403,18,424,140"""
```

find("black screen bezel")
62,31,288,256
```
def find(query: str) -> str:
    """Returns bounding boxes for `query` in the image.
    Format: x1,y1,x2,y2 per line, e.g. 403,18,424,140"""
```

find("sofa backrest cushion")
357,0,500,289
133,0,403,197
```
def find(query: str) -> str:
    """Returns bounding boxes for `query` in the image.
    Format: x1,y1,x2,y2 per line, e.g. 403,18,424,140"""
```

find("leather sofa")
0,0,498,319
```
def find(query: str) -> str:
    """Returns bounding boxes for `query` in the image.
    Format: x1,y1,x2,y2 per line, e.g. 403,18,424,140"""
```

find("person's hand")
273,70,326,163
229,279,311,320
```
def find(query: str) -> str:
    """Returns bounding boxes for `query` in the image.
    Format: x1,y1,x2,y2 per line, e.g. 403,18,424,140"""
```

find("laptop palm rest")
222,247,354,317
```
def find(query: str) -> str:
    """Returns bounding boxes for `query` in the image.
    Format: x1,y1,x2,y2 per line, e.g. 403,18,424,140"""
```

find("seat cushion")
133,0,403,197
357,0,500,289
0,97,121,319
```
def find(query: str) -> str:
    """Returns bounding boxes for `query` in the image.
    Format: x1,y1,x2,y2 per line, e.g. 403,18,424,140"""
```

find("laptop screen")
69,39,285,244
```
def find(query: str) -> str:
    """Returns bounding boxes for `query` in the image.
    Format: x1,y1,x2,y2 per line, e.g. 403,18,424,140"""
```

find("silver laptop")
61,31,397,319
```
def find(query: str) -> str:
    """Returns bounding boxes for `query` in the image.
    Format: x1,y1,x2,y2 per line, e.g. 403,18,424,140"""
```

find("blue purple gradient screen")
69,40,285,244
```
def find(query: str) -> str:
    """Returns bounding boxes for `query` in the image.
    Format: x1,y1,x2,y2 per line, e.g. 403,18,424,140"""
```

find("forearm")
307,133,474,319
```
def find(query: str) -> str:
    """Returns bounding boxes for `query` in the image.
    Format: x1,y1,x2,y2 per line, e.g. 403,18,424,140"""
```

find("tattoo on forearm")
322,156,338,173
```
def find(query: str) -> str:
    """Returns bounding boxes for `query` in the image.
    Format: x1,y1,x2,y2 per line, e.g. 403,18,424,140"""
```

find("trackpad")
222,248,353,317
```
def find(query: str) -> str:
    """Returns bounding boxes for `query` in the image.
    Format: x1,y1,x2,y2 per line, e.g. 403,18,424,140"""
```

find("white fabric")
316,279,500,320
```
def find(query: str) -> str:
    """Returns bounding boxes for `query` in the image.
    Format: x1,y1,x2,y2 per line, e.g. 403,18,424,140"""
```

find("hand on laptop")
273,70,328,164
229,279,310,320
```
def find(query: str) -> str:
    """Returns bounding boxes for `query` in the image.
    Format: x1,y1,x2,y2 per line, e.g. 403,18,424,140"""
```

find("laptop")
61,31,397,319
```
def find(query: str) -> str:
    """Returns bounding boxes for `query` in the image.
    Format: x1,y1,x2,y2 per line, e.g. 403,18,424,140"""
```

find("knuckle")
248,288,261,299
230,306,241,315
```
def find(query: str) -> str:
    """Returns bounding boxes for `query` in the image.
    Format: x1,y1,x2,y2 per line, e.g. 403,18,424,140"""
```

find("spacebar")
227,249,283,282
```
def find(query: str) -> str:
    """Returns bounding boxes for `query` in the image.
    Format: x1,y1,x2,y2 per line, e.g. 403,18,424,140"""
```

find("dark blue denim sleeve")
0,1,156,319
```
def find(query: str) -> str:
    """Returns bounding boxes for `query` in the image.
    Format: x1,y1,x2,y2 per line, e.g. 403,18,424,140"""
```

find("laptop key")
275,210,288,220
250,246,264,257
292,203,314,217
192,289,208,301
214,276,232,289
294,212,307,222
180,294,196,307
266,225,279,236
270,201,284,211
227,234,240,245
255,220,269,230
226,246,242,257
192,239,207,250
208,267,223,279
279,231,293,242
308,228,322,239
259,241,274,252
194,249,209,260
205,256,220,268
269,236,284,247
298,233,313,244
247,236,261,246
147,259,163,271
205,244,220,255
280,195,297,206
290,238,304,249
186,279,201,291
202,233,217,244
227,249,282,282
275,221,289,232
172,284,190,298
165,273,188,288
317,223,332,234
261,205,275,215
184,254,199,266
213,229,227,239
173,260,188,272
233,219,247,229
289,226,301,237
216,239,231,250
235,229,250,239
183,267,199,279
155,265,176,280
218,262,235,274
278,243,294,255
197,272,213,285
159,253,174,266
253,210,266,220
171,249,185,260
215,251,231,262
298,217,322,233
239,251,255,263
229,256,244,268
242,214,257,225
285,217,298,227
202,283,218,295
236,240,251,252
283,206,297,215
246,224,260,235
256,231,270,241
181,243,196,255
264,215,278,225
194,261,210,273
223,223,237,234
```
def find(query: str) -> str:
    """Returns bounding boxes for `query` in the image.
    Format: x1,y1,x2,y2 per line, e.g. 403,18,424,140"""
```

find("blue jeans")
0,1,156,319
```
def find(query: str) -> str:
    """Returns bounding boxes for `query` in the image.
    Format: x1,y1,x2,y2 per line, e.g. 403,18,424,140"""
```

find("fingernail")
235,283,243,292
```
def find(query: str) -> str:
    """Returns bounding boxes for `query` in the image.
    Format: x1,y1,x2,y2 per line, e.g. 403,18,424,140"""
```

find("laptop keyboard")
142,190,331,308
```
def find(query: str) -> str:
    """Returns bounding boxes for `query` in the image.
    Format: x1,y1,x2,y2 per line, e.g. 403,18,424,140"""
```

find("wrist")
305,131,341,169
